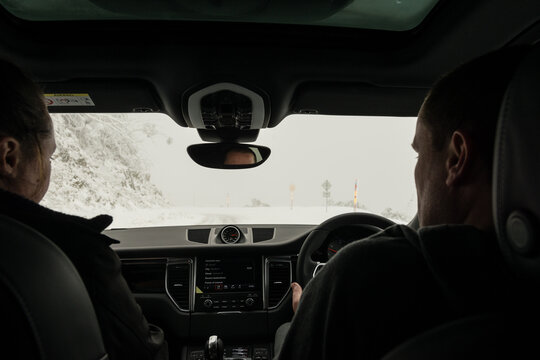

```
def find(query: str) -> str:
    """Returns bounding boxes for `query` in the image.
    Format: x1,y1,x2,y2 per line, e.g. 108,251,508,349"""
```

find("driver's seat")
382,42,540,359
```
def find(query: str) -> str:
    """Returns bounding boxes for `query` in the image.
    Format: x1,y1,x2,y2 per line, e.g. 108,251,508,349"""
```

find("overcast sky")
133,113,418,218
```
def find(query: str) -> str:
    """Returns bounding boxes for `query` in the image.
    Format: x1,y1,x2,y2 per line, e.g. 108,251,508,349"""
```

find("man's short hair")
422,45,531,171
223,146,256,165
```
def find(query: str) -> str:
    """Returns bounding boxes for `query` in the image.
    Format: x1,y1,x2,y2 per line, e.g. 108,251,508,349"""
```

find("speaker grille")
253,228,275,243
187,229,210,244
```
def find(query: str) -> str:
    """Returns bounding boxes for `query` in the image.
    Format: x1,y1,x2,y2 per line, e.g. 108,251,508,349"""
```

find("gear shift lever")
204,335,224,360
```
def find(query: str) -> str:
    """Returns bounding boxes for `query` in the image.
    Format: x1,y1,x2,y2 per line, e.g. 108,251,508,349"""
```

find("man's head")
413,46,530,231
224,146,256,166
0,59,56,203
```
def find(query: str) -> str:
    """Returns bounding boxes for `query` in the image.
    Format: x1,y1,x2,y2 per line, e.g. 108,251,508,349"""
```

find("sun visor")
290,83,429,118
41,79,163,114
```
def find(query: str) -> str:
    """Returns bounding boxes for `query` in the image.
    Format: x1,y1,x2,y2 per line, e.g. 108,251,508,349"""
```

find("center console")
191,257,269,359
195,257,263,312
121,255,293,360
188,343,271,360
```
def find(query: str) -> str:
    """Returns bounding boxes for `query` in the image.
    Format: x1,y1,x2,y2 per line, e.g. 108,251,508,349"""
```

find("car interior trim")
265,256,293,310
186,82,266,130
165,257,194,312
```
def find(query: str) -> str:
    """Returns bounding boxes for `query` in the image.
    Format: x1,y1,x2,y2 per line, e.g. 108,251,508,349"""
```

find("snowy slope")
41,114,169,219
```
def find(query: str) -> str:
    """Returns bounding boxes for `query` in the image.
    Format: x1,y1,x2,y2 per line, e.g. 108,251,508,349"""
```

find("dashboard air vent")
268,261,291,308
166,262,191,311
121,259,166,293
188,229,210,244
253,228,275,243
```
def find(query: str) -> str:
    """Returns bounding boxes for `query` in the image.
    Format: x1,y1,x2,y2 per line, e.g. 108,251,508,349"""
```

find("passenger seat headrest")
493,43,540,281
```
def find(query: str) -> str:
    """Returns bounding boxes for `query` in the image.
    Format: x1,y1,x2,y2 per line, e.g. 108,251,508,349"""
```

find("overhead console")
182,82,271,143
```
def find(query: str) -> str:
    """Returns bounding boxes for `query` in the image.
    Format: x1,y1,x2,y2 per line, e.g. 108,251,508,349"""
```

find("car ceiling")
0,0,539,141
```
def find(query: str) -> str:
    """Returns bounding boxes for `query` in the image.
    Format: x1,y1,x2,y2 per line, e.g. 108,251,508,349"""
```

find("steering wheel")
296,212,396,288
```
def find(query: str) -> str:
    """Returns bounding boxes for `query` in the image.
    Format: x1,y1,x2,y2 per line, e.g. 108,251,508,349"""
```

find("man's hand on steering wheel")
291,282,303,313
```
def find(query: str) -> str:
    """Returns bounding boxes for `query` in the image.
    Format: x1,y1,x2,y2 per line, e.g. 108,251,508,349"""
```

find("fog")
43,113,418,226
140,113,418,216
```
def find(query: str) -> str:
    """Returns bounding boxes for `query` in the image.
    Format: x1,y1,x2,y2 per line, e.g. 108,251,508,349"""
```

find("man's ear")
445,130,470,187
0,136,22,178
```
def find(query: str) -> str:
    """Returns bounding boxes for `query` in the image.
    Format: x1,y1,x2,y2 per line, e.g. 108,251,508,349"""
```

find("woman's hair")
0,58,51,158
0,59,52,200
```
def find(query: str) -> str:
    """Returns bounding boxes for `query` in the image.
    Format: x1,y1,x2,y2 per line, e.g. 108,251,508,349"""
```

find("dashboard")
107,222,377,359
107,224,314,360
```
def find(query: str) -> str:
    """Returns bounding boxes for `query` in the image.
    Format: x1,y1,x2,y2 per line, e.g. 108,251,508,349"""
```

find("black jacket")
276,224,516,360
0,189,168,360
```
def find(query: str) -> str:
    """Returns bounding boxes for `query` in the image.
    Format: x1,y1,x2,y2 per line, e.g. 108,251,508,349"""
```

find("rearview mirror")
187,143,271,169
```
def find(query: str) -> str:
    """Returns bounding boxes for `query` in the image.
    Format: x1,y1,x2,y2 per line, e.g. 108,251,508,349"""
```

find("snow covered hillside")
41,114,170,218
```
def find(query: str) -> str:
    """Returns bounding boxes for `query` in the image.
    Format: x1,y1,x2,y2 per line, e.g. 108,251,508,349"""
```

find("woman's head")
0,58,55,203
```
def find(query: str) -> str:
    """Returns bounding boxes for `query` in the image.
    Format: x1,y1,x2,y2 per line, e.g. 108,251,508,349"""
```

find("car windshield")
41,113,417,229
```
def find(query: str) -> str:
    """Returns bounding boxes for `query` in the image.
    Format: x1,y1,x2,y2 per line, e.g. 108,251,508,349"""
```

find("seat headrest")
493,43,540,281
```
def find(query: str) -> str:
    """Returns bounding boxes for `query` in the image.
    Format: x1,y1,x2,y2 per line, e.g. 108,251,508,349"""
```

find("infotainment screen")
197,257,260,293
